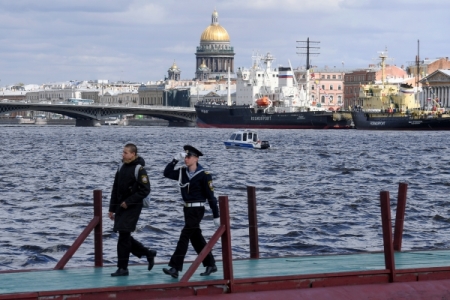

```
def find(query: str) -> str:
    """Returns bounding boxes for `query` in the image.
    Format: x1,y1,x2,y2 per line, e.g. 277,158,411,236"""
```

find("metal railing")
54,190,103,270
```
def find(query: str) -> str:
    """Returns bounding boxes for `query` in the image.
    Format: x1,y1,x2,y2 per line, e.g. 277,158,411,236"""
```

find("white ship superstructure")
235,52,320,113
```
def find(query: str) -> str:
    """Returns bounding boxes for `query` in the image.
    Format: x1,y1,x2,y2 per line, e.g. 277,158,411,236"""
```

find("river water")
0,125,449,271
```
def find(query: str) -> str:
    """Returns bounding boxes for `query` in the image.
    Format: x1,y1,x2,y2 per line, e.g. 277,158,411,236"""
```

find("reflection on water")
0,126,449,270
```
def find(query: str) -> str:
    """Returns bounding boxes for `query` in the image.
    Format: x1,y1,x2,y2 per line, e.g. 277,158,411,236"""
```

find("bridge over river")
0,102,197,127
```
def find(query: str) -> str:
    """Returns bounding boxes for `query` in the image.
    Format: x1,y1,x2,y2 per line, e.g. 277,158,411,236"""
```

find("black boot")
111,268,129,277
146,249,157,271
163,267,179,278
200,265,217,276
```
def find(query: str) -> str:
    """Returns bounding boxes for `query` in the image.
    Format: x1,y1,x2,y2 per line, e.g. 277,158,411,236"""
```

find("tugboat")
351,51,450,130
224,130,270,149
195,52,352,129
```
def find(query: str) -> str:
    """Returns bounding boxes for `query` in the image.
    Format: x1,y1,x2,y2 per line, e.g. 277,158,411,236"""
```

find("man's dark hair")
125,143,138,154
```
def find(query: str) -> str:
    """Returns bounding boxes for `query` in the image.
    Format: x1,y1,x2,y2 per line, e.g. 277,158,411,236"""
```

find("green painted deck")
2,249,450,296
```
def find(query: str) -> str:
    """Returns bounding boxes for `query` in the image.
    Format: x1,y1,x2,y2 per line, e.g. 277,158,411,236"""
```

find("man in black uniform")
162,145,220,279
108,143,157,276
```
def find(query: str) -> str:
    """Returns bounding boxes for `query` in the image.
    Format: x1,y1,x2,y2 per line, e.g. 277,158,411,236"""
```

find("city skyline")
1,0,449,86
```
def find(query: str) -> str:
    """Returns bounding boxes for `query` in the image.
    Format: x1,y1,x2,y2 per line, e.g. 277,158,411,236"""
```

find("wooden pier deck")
2,249,450,299
3,186,450,299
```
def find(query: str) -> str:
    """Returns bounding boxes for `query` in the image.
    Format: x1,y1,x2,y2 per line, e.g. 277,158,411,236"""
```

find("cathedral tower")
195,10,235,80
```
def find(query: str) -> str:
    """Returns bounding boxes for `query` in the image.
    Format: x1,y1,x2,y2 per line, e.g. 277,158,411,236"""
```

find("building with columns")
195,10,235,80
420,70,450,108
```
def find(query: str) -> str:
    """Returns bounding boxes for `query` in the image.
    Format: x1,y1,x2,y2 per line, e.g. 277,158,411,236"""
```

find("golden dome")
171,62,178,69
200,25,230,42
200,9,230,42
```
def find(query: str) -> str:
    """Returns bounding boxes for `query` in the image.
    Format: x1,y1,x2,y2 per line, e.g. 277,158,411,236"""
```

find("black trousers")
117,231,148,269
169,206,215,271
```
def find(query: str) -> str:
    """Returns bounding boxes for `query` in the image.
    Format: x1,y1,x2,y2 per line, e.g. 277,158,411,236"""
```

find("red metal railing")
393,183,408,251
380,190,396,282
380,182,408,282
54,190,103,270
247,186,260,259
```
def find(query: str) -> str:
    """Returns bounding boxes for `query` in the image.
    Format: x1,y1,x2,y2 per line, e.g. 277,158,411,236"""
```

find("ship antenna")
416,40,420,88
415,39,420,104
227,66,231,106
296,37,320,108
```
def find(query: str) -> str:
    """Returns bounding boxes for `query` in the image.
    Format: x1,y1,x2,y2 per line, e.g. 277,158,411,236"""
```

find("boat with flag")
195,52,352,129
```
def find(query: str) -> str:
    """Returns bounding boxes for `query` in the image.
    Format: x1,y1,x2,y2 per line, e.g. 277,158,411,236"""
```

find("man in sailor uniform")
162,145,220,278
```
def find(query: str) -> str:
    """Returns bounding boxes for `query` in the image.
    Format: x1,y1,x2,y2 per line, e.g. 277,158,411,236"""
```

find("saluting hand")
120,201,128,209
174,152,186,161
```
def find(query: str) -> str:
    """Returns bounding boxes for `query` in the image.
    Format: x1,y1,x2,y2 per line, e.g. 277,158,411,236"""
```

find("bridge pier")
75,119,102,127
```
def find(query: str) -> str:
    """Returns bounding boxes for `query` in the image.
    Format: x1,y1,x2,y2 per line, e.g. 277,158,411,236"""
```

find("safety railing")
54,190,103,270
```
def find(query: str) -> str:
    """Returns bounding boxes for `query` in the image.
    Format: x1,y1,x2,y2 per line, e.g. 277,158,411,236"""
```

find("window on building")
321,85,325,90
338,75,342,79
338,85,342,90
321,75,325,79
332,75,336,79
321,96,325,103
338,95,342,104
311,85,315,90
329,96,334,103
327,75,330,79
330,85,334,90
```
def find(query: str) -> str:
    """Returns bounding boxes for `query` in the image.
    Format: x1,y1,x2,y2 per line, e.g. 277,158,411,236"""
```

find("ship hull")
351,111,450,130
195,104,351,129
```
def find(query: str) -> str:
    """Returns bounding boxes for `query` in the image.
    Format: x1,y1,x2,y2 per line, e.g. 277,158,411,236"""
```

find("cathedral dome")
200,10,230,42
200,25,230,42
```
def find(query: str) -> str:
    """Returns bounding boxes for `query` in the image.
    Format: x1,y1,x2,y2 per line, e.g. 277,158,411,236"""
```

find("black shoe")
200,265,217,276
163,267,179,278
111,268,129,277
146,249,157,271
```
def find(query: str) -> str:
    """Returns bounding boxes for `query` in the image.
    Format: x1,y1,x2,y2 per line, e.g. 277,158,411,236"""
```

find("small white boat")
105,117,120,125
224,130,270,149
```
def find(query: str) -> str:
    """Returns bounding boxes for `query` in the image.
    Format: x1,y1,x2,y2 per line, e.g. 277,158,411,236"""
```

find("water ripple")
0,126,450,270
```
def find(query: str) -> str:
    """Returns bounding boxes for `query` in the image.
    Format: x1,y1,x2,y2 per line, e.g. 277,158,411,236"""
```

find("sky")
1,0,449,86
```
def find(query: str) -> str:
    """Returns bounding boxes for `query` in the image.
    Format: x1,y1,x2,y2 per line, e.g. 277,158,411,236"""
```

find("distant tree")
16,83,24,86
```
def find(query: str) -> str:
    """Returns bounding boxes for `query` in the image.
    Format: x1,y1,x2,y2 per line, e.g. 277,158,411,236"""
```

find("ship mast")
227,66,231,105
415,40,420,89
415,40,421,106
296,38,320,106
380,51,387,86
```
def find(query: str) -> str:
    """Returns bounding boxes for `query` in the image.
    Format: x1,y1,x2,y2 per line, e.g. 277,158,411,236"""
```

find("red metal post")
93,190,103,267
247,186,259,259
219,196,234,284
380,191,396,282
393,183,408,252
